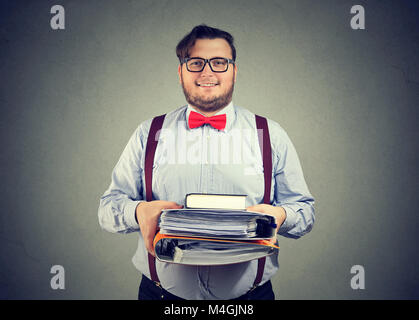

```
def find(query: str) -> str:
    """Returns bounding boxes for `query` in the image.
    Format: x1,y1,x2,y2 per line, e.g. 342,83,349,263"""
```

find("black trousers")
138,274,275,300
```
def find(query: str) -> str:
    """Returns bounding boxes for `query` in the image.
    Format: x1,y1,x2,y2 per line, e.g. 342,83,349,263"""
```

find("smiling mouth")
196,83,218,87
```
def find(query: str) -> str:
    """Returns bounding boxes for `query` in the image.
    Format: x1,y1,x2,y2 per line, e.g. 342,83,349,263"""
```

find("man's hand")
136,200,183,256
246,204,286,244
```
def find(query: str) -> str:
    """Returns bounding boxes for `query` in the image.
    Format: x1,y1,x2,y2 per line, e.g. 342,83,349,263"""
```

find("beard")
180,75,235,114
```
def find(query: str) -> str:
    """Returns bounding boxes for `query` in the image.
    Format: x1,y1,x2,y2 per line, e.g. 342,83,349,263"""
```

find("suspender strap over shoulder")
253,115,272,288
144,113,272,289
144,114,166,284
145,114,166,202
255,115,272,205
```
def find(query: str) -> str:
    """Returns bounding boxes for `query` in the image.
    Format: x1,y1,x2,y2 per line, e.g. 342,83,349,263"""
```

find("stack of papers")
154,233,278,266
159,208,277,239
153,193,279,266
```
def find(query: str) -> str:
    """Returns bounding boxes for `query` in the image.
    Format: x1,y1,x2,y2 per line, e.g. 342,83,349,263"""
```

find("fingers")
156,201,183,210
145,217,159,256
140,216,157,256
269,236,278,245
247,204,280,245
246,204,266,213
147,241,156,257
140,201,183,256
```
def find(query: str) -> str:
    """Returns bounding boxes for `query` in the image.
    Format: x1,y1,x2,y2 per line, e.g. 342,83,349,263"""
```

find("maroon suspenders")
144,115,166,203
144,113,272,289
144,114,166,284
253,115,272,289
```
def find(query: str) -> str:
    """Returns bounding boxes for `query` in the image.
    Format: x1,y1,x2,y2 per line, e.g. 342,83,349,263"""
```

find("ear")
178,64,182,84
233,63,238,83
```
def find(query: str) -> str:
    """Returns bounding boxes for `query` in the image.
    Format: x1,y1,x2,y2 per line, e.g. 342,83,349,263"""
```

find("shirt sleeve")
98,123,148,234
269,120,315,239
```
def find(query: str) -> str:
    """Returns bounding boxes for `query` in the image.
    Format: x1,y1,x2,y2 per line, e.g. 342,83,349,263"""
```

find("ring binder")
154,232,279,266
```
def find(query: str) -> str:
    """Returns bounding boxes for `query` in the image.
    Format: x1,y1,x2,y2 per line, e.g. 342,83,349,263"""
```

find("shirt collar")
186,101,236,132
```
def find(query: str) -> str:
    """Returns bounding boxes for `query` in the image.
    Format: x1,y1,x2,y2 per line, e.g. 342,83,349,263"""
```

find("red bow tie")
188,111,227,130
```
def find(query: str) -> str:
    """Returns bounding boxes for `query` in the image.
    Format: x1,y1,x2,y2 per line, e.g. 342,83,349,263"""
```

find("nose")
201,61,214,74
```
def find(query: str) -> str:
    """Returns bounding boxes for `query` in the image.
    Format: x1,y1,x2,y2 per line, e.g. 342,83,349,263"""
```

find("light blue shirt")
98,102,315,299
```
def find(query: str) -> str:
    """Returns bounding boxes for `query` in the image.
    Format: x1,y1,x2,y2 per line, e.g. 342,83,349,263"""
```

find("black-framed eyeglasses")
182,57,235,73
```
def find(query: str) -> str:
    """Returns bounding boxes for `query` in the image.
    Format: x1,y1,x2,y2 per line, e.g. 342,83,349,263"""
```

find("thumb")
246,204,264,213
155,200,183,210
164,202,183,209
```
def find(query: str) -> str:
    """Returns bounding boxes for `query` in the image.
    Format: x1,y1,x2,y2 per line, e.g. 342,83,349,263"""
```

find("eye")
189,60,204,67
212,59,227,66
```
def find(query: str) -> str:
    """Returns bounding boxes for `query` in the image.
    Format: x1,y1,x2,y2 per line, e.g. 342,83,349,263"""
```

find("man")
98,24,315,300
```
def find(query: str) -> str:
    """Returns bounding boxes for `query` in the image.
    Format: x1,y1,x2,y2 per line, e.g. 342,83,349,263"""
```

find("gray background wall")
0,0,418,299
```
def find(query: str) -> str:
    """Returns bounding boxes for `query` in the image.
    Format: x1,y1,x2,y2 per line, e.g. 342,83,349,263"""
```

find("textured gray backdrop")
0,0,418,299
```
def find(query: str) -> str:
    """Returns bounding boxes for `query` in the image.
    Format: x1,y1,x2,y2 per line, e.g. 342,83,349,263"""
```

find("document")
154,233,279,265
153,194,280,266
158,208,277,239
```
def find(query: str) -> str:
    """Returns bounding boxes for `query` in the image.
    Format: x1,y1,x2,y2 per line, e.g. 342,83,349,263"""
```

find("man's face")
178,38,237,115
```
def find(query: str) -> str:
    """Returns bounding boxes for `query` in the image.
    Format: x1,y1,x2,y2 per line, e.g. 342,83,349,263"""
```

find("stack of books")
153,194,279,265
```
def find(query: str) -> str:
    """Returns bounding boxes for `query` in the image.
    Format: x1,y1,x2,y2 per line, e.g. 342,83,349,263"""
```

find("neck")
190,102,231,117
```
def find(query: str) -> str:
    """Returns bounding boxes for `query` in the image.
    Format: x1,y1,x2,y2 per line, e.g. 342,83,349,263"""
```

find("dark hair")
176,24,236,63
